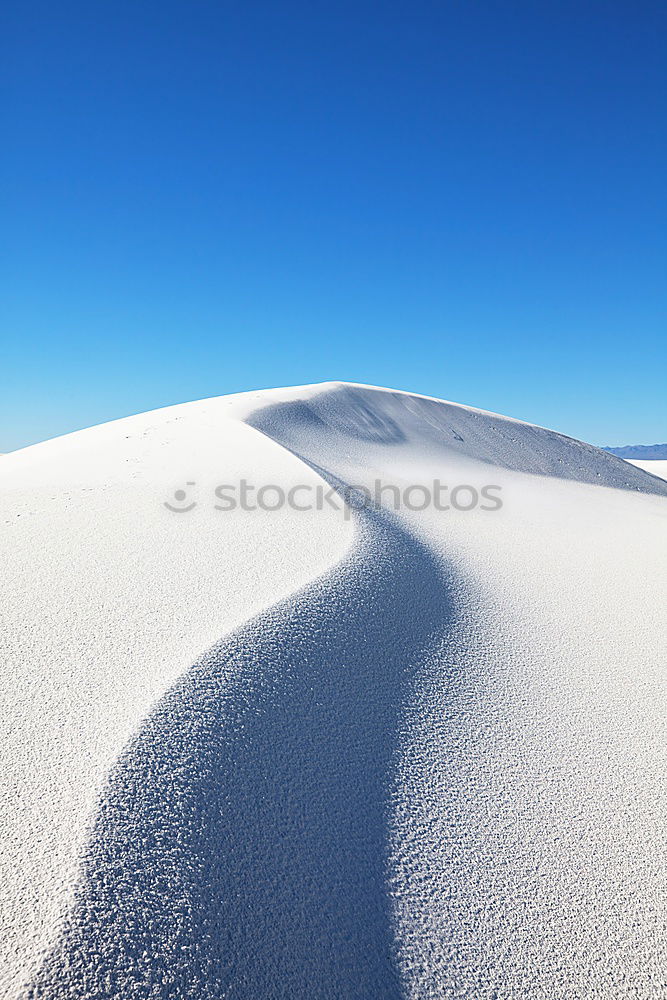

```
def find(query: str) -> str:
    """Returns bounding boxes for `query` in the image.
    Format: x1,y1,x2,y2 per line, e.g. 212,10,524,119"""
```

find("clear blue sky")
3,0,665,451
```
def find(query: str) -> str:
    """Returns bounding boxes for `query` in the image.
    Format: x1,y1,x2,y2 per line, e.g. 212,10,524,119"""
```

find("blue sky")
3,0,665,450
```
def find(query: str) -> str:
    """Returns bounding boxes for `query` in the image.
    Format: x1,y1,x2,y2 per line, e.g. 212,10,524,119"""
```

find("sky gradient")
3,0,666,451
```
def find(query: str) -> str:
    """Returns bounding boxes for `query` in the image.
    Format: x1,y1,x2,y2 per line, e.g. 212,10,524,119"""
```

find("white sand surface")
627,458,667,481
2,382,666,999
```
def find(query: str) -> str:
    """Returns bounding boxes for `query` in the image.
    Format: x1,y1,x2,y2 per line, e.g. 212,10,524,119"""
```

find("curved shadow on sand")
29,492,452,999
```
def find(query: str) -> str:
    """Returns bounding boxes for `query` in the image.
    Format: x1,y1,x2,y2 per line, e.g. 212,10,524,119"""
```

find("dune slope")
2,383,666,999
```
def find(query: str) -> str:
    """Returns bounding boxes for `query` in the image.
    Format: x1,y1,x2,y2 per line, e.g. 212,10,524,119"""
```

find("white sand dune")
2,382,666,999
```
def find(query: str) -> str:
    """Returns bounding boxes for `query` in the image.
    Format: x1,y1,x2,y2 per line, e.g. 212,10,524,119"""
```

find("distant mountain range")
603,444,667,459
